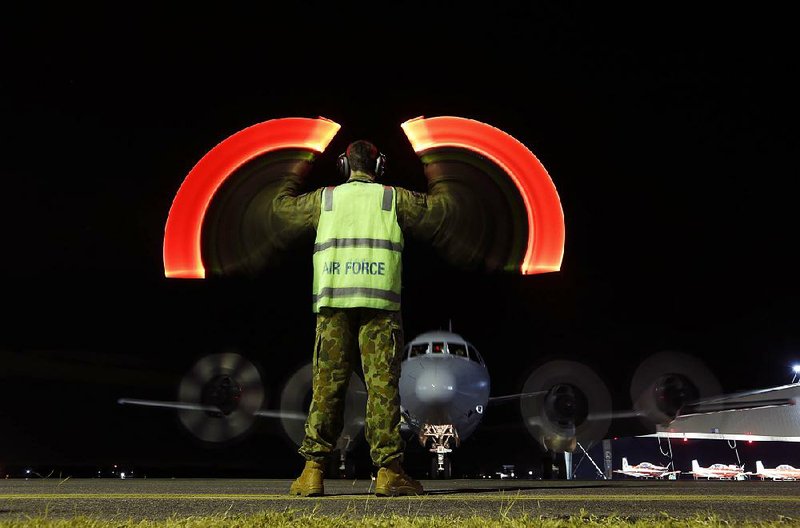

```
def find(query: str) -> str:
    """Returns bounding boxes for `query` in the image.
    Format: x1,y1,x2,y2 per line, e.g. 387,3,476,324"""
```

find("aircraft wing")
117,398,307,420
487,391,549,405
639,383,800,442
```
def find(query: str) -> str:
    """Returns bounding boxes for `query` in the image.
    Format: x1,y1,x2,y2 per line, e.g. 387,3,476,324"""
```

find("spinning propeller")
629,350,722,429
519,360,613,453
119,353,366,450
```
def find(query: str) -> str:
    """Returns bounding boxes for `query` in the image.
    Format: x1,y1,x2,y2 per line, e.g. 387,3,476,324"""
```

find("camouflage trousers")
298,307,405,468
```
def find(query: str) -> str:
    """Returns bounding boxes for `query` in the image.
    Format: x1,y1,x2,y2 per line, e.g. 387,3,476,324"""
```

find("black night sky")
2,5,798,479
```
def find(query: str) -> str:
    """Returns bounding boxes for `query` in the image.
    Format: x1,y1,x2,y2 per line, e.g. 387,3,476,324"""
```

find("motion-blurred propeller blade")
176,352,265,443
279,362,366,450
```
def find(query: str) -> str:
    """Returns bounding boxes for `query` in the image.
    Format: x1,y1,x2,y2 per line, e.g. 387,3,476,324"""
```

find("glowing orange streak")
400,116,564,274
163,117,341,278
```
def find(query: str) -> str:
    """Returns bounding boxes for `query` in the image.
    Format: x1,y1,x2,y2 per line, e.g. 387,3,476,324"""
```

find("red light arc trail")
162,117,341,278
163,115,564,278
401,116,564,275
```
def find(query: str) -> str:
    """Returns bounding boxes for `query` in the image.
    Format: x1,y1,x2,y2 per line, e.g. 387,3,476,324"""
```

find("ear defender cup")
337,152,350,179
375,152,386,178
337,149,386,179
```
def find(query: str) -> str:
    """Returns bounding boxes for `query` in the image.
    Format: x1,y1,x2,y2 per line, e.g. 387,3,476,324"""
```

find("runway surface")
1,478,799,521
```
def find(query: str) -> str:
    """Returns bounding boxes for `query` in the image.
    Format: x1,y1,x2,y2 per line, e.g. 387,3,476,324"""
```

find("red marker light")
401,116,564,275
163,117,341,278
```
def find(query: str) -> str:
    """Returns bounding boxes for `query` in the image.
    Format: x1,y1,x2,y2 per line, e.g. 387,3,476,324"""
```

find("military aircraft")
748,461,800,481
685,459,747,480
613,457,680,479
117,326,620,479
397,328,623,478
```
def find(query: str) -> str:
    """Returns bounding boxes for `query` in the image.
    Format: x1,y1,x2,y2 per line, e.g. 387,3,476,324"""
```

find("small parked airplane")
685,459,747,480
748,460,800,481
613,457,680,479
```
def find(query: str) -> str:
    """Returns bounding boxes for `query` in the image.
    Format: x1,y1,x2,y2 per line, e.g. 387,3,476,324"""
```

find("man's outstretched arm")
271,174,322,248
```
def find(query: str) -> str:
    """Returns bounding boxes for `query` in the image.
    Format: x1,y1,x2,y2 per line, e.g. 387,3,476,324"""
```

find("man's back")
312,179,403,312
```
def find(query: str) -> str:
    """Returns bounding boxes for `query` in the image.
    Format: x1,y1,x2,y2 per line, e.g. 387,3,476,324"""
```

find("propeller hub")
201,374,242,416
653,373,699,420
544,383,588,428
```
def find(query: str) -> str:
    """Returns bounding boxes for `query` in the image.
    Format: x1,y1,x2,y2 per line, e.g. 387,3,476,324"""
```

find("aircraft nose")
415,368,456,404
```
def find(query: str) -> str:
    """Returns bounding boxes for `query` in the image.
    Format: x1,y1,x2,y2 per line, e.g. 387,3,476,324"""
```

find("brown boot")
289,460,325,496
375,459,424,496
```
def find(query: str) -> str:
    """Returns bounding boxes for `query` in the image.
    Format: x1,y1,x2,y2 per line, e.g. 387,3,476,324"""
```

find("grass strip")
1,511,799,528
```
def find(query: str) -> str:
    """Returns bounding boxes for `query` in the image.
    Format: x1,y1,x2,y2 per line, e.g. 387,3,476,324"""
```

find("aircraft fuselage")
398,331,490,445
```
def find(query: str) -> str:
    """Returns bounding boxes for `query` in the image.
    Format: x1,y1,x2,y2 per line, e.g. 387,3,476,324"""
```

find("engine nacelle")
538,383,589,452
521,360,612,454
630,351,721,430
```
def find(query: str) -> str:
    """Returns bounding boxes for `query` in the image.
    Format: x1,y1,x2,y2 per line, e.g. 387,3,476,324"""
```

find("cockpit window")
409,344,428,357
449,343,468,358
467,344,485,365
431,342,445,354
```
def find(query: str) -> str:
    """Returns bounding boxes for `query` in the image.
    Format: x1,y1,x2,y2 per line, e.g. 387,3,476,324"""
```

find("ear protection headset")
337,150,386,179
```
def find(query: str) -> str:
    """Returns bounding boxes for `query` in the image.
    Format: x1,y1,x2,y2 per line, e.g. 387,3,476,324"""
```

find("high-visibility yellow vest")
312,181,403,312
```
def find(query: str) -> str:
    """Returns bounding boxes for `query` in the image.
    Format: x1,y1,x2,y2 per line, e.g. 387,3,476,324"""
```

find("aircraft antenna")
449,319,453,332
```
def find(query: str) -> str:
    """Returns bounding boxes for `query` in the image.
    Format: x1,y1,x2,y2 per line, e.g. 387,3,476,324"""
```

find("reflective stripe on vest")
312,182,403,312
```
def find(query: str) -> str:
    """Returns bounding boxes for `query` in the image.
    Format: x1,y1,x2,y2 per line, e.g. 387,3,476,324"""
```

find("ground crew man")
273,140,435,496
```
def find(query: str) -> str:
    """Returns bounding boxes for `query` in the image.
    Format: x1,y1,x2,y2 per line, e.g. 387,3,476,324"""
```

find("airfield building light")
792,364,800,384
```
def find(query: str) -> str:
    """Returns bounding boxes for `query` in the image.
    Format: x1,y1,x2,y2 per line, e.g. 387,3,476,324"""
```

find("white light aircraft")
685,459,747,480
613,457,680,479
748,461,800,481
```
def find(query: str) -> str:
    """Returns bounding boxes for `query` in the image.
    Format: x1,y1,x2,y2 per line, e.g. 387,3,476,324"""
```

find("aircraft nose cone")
416,368,456,404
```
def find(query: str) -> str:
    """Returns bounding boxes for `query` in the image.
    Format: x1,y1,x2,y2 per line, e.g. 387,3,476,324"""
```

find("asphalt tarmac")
1,478,799,522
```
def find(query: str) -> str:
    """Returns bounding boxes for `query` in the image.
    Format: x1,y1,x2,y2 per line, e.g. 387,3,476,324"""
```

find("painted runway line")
2,493,799,502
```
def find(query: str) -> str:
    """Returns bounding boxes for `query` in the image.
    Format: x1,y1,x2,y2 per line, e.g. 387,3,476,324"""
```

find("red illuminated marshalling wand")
162,117,341,278
401,116,564,275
